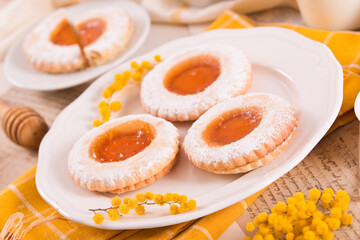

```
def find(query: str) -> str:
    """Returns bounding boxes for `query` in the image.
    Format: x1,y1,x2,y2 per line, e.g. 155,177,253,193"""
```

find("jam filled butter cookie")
183,93,298,174
68,114,180,193
140,45,252,121
23,7,133,73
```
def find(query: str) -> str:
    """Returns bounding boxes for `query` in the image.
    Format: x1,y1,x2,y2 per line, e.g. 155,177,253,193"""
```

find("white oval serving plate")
36,27,343,229
4,0,150,91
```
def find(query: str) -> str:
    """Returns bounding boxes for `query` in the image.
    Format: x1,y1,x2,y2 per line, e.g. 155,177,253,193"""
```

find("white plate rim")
355,91,360,120
4,0,150,91
36,27,343,229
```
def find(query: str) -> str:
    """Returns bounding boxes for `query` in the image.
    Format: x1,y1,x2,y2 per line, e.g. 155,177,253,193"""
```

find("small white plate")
4,0,150,91
36,28,343,229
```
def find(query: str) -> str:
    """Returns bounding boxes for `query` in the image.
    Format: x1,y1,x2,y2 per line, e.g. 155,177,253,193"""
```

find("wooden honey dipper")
0,99,49,149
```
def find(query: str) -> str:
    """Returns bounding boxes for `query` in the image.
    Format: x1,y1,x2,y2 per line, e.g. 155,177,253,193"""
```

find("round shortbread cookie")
68,114,180,193
183,93,298,174
140,45,252,121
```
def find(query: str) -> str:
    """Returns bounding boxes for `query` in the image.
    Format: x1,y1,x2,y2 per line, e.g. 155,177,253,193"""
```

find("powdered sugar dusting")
68,114,180,191
23,9,83,66
183,93,298,171
140,44,252,121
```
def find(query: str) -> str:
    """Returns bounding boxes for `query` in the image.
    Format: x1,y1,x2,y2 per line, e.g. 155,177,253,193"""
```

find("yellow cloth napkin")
1,10,359,240
207,11,360,132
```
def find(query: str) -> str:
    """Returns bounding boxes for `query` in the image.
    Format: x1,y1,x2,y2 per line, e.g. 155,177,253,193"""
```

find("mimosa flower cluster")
90,192,197,224
93,55,162,127
243,188,352,240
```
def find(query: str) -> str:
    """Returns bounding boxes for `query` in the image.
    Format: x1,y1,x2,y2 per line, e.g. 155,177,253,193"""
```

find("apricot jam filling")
76,18,106,47
203,108,262,146
89,120,155,163
164,55,220,95
50,20,79,46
